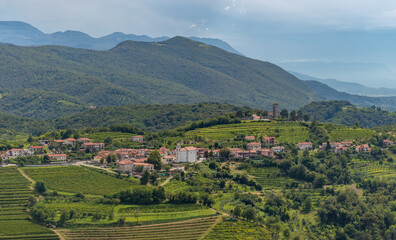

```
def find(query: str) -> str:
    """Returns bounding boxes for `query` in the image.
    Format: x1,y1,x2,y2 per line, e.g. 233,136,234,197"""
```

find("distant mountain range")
279,60,396,88
290,71,396,97
0,21,242,55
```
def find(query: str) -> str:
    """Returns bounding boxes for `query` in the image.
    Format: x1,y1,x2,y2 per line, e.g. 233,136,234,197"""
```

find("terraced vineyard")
0,167,58,240
246,167,293,189
203,219,272,240
58,216,219,240
23,166,134,195
185,121,310,145
116,204,216,225
326,128,375,142
349,159,396,180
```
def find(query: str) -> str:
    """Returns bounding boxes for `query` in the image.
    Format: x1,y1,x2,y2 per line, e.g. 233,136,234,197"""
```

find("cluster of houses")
1,145,68,161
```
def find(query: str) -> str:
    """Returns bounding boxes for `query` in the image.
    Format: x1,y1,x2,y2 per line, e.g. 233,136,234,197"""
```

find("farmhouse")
77,138,90,143
176,143,198,163
83,142,105,150
356,144,371,153
64,138,77,146
245,136,255,141
48,154,67,161
246,142,261,151
383,139,393,146
131,135,144,143
9,149,25,157
271,146,285,153
297,142,313,150
258,149,275,157
262,136,275,145
117,160,154,173
28,146,44,154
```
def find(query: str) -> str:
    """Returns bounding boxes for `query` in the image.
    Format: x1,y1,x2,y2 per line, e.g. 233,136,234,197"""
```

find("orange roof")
11,148,24,151
183,147,197,151
298,142,313,145
247,142,261,145
54,140,64,143
83,142,104,146
133,163,153,166
118,160,134,165
65,138,76,141
29,146,43,149
78,138,90,141
132,135,144,138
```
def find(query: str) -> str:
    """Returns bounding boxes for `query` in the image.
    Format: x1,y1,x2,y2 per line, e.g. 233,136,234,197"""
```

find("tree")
302,197,312,213
303,114,310,122
106,153,117,164
134,165,144,173
0,156,3,165
152,187,166,203
280,109,289,119
233,205,242,218
42,155,50,164
58,211,68,226
219,148,231,161
140,170,150,185
147,150,162,170
242,207,257,221
104,136,113,146
27,135,34,143
34,181,46,194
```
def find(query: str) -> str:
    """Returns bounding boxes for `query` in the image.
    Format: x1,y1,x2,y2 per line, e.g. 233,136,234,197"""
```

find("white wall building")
176,143,198,163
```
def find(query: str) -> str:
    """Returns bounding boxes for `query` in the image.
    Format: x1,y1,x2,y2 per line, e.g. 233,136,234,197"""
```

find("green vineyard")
203,219,272,240
0,167,58,240
246,167,293,189
57,216,219,240
23,166,134,195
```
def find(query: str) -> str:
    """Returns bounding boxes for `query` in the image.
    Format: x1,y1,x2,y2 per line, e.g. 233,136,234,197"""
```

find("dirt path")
52,229,66,240
17,168,35,190
159,175,173,186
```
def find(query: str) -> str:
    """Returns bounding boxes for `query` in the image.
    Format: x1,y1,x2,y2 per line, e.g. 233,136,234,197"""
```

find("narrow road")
17,168,35,190
159,175,173,186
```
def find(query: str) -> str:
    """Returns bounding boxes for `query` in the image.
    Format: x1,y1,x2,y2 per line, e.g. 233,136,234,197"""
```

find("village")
1,127,393,178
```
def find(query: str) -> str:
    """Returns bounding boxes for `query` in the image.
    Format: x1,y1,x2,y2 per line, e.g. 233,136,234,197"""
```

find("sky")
1,0,396,87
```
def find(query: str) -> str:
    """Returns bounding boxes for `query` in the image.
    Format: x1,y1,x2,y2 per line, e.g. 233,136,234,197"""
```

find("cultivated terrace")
0,109,395,240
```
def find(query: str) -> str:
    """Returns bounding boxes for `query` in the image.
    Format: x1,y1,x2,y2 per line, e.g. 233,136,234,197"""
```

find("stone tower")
273,103,279,118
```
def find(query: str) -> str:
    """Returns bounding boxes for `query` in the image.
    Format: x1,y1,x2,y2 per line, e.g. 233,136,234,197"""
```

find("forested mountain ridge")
305,80,396,111
0,36,318,119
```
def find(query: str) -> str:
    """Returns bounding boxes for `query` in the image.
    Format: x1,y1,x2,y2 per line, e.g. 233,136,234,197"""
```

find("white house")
176,143,198,163
271,146,285,153
297,142,313,150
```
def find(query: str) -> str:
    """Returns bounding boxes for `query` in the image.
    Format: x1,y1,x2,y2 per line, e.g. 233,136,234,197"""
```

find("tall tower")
273,103,279,118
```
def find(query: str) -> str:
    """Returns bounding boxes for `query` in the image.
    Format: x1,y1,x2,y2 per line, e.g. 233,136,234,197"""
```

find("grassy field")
23,166,134,195
57,216,219,240
203,218,272,240
0,167,59,240
184,121,311,146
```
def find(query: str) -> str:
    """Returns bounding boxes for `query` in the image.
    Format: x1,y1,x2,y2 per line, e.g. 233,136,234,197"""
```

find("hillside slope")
299,101,396,128
0,36,317,118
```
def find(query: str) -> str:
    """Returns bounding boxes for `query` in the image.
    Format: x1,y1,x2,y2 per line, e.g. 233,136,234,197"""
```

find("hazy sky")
2,0,396,87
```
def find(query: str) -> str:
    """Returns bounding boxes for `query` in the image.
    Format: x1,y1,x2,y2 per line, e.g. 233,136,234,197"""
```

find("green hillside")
300,101,396,128
0,37,317,119
55,103,248,132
